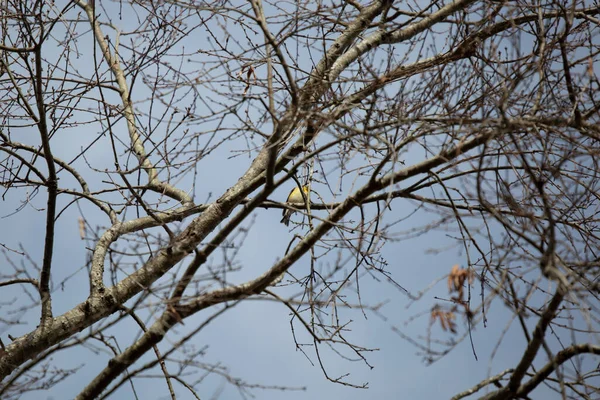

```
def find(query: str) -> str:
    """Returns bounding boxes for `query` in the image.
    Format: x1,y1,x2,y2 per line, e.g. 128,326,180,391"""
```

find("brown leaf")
447,264,475,300
78,217,86,240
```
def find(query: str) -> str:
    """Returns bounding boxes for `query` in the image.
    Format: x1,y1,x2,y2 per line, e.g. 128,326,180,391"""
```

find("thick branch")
516,344,600,397
480,288,565,400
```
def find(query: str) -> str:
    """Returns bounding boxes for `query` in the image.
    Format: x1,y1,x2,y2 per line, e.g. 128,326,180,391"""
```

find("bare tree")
1,0,599,399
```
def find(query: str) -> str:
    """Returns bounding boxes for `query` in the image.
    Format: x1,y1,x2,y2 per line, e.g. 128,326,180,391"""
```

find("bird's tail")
281,209,292,226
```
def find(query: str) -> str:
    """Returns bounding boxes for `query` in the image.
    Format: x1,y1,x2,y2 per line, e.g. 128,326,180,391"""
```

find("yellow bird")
281,185,310,226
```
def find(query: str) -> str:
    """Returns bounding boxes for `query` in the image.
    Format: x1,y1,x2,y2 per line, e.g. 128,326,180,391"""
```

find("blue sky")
1,1,596,399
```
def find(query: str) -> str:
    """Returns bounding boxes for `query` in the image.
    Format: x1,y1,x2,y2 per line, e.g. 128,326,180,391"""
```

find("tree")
1,0,599,399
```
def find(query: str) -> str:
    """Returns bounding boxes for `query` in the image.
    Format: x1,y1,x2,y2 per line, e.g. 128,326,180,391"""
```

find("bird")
281,185,310,226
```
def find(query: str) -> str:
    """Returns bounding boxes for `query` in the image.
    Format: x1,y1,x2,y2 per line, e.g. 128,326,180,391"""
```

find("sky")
1,1,594,399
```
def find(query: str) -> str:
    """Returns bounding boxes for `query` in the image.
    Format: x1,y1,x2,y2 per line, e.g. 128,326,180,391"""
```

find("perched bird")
281,185,310,226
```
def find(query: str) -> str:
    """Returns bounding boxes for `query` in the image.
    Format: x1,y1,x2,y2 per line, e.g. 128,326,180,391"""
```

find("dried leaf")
447,264,475,300
238,64,257,96
78,217,86,240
